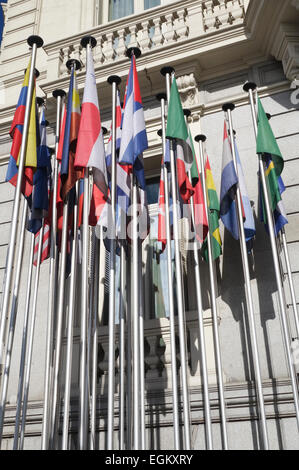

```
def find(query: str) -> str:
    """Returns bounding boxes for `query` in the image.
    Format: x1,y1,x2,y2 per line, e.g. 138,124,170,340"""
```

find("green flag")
166,77,188,141
256,98,284,176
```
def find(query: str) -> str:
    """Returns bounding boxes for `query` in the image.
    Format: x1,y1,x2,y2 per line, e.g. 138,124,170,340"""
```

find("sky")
0,1,7,45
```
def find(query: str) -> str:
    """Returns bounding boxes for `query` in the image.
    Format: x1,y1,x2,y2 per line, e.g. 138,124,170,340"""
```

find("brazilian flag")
257,98,287,235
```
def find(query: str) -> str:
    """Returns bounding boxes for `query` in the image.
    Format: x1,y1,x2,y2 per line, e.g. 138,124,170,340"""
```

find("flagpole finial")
243,81,257,92
160,66,175,77
222,103,235,112
36,97,45,107
107,75,122,86
102,127,108,136
66,59,81,72
156,93,167,102
45,120,50,127
157,129,163,138
53,89,66,99
26,69,40,78
195,134,206,143
48,147,55,156
183,109,191,118
126,47,142,59
80,36,97,49
266,113,272,121
27,35,44,48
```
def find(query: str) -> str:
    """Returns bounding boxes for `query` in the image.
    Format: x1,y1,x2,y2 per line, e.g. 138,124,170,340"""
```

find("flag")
119,54,149,243
119,54,148,189
78,178,84,228
60,67,83,201
189,131,208,244
234,137,256,248
256,97,287,236
256,98,284,177
27,109,51,235
33,222,51,267
202,156,222,262
6,63,38,197
106,89,122,172
74,46,108,197
158,164,167,252
259,157,288,236
166,78,194,203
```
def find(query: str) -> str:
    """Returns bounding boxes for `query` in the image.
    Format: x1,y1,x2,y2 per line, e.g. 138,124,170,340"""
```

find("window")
97,0,167,25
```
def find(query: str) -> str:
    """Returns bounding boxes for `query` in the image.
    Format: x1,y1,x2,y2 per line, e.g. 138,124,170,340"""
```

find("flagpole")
0,199,28,444
126,247,132,450
0,35,43,371
61,181,79,450
264,114,299,339
183,109,213,450
50,60,82,450
13,99,50,450
90,231,100,450
157,92,180,450
106,73,121,450
161,67,191,450
138,249,146,450
244,82,299,430
223,103,270,449
19,221,45,449
195,134,229,450
42,88,66,450
13,232,35,449
119,240,127,450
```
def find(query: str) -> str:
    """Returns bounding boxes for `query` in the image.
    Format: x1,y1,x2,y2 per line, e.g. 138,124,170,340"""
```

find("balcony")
41,0,248,95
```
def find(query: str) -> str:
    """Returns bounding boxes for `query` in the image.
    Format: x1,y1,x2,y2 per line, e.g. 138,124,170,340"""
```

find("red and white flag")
33,223,51,267
74,46,108,197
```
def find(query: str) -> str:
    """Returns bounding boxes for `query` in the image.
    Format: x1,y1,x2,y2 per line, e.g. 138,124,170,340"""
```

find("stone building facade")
0,0,299,450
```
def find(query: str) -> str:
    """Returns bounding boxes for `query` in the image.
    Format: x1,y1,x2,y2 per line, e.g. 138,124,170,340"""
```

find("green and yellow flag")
202,156,222,262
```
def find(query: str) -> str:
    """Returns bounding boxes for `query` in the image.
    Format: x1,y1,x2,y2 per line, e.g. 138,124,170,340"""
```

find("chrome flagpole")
13,98,49,450
195,134,229,450
244,82,299,430
264,114,299,339
78,38,95,451
0,36,43,370
126,247,132,450
139,250,146,450
90,231,100,450
119,240,127,450
223,103,269,449
42,89,66,450
19,221,45,450
280,228,299,338
132,174,141,451
183,109,213,450
13,232,35,450
62,181,79,450
161,67,191,450
106,73,121,451
0,199,28,444
156,91,180,450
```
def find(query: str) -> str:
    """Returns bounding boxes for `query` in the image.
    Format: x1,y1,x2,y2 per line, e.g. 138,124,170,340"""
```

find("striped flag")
119,54,148,187
158,163,167,251
202,156,222,262
119,54,149,242
6,62,38,197
74,46,108,197
189,131,208,245
33,222,51,267
60,67,83,201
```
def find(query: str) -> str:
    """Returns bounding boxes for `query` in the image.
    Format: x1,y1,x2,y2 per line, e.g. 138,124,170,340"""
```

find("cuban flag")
6,62,38,197
119,54,148,188
75,46,108,198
